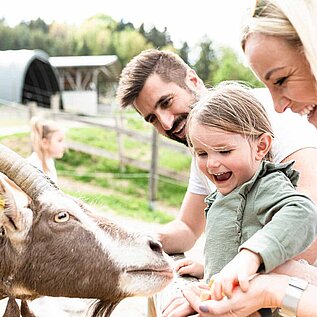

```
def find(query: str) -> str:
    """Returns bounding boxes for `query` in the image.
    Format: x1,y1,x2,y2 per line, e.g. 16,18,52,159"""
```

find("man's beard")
166,113,189,146
165,90,200,146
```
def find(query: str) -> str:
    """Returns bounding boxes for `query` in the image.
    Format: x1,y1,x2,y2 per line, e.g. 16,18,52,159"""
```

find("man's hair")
187,82,274,161
117,49,190,108
241,0,317,86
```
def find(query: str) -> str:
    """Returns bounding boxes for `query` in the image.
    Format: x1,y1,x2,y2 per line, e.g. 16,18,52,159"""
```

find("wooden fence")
52,112,191,208
0,100,191,208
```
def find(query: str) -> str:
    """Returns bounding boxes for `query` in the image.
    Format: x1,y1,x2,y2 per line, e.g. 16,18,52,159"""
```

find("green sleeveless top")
204,160,317,282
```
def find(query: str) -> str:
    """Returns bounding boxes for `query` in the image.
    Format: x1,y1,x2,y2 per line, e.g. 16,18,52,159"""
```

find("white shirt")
27,152,58,184
188,88,317,195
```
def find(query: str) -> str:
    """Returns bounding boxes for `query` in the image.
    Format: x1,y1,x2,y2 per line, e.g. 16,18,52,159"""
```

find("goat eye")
54,212,70,223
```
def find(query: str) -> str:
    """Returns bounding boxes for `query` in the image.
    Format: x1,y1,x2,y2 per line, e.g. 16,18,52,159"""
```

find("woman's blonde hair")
30,116,61,173
241,0,317,85
187,82,274,161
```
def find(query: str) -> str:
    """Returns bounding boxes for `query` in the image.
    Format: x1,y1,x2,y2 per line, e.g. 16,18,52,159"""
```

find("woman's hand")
182,273,285,317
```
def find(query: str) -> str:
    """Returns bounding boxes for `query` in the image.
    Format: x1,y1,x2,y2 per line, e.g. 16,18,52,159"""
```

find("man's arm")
157,191,207,254
281,147,317,264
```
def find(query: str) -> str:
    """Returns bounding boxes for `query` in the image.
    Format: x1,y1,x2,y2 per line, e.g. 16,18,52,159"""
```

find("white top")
188,88,317,195
27,152,58,184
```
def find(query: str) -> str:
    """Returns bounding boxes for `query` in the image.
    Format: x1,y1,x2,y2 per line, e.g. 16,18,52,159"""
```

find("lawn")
0,125,190,224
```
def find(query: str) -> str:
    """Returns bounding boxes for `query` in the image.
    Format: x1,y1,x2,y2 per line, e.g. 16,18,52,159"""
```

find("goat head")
0,145,173,316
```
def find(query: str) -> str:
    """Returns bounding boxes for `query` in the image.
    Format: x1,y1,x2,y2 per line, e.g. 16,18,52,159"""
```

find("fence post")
27,101,38,120
115,110,125,172
149,127,159,210
50,93,60,114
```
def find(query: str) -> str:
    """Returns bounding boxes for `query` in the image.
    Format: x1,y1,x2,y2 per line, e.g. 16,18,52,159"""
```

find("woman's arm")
273,259,317,285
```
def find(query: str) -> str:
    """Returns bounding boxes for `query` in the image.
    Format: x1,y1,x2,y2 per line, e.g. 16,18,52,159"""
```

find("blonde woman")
181,1,317,316
241,0,317,128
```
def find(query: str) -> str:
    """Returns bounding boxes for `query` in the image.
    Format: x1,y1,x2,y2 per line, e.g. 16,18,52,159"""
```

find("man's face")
134,74,197,145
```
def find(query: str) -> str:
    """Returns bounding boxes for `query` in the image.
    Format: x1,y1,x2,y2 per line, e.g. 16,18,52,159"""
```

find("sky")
2,0,252,55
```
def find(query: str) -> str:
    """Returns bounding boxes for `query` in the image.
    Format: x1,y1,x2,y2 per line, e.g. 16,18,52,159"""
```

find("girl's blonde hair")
30,116,61,173
241,0,317,87
187,82,274,161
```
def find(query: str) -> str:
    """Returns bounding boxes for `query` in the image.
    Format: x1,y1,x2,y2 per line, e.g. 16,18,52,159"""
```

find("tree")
49,22,77,56
116,19,135,32
112,29,152,66
194,38,218,83
0,19,15,50
179,42,190,65
138,23,146,37
27,18,49,33
211,46,263,87
141,26,173,48
76,14,116,55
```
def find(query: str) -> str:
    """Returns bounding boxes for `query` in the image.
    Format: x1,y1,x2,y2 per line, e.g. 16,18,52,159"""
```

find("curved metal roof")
0,49,60,107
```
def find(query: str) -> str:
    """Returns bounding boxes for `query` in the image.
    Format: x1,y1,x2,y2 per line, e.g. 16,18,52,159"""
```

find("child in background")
27,116,66,184
180,82,317,300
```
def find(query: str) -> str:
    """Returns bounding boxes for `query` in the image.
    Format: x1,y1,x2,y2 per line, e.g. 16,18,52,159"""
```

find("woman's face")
245,33,317,127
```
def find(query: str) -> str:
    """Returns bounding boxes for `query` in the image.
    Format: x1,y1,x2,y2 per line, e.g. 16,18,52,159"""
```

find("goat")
0,144,174,317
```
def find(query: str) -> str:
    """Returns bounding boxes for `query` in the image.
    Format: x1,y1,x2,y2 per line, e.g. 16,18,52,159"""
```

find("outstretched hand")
181,273,283,317
210,249,261,299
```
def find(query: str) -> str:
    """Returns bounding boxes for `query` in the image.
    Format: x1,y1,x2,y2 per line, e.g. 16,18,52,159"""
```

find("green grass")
57,149,187,208
0,128,188,223
67,126,191,172
66,190,174,224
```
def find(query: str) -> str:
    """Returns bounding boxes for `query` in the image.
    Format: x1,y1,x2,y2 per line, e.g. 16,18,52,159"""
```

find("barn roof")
0,49,60,107
49,55,121,80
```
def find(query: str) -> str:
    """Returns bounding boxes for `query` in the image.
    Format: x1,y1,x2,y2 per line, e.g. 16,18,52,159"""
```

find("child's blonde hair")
187,82,274,161
30,116,61,173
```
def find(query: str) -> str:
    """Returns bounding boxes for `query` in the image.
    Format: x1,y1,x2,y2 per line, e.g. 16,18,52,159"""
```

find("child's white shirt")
27,152,58,184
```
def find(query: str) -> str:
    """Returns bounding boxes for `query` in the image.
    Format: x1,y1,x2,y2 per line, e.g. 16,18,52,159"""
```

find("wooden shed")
49,55,121,115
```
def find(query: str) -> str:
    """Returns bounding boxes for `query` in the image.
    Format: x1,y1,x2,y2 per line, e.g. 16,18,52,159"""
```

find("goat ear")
0,179,20,232
0,179,32,241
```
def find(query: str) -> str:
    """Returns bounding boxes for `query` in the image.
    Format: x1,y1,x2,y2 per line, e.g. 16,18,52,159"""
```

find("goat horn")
0,144,60,199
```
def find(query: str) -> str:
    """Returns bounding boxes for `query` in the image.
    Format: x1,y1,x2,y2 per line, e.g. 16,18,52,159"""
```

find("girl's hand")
182,274,280,317
174,258,204,279
210,249,261,299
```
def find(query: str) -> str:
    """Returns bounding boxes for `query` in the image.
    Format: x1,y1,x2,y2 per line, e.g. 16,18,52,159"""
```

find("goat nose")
149,239,163,253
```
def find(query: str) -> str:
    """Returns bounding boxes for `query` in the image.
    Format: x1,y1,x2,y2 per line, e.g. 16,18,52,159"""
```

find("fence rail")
67,140,189,183
0,100,191,206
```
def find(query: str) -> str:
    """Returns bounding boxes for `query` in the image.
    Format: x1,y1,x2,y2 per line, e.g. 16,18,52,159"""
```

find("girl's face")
245,33,317,128
44,130,66,159
189,123,265,195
